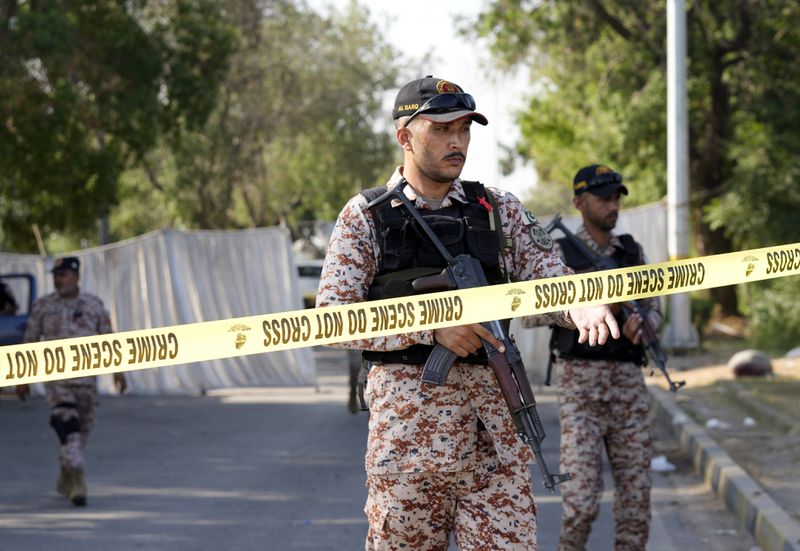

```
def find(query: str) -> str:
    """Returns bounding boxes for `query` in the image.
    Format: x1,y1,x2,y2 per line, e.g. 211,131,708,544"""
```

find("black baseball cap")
573,164,629,197
392,75,488,126
51,256,80,273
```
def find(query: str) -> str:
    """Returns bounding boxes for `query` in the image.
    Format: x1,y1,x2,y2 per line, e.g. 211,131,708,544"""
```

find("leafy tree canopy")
475,0,800,315
113,0,401,238
0,0,235,251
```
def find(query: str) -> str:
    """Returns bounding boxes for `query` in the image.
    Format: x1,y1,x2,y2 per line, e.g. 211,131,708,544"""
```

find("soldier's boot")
68,469,87,507
56,467,71,496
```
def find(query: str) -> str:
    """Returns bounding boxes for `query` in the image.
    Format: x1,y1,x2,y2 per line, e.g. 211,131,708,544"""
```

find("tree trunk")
694,207,739,315
689,45,740,316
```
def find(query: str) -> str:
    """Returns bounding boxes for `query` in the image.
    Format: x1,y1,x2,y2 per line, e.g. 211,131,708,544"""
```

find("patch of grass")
734,377,800,419
684,378,798,434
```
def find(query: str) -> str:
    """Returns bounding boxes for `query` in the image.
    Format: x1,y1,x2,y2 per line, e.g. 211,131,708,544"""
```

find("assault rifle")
368,179,571,491
544,214,686,392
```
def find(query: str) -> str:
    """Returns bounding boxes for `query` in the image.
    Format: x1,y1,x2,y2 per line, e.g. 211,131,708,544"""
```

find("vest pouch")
463,216,500,267
381,218,415,271
413,215,464,265
368,267,443,300
367,279,414,300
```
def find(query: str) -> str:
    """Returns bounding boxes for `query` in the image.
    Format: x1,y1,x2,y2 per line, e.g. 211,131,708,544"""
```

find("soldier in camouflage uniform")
18,256,126,507
317,77,620,550
548,165,661,550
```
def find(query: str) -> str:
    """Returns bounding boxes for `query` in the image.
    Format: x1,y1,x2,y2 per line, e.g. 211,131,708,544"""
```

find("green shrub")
747,277,800,353
691,293,715,341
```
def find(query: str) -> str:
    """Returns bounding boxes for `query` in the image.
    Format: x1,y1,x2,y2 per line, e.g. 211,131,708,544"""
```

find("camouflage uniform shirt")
318,167,575,475
24,290,113,386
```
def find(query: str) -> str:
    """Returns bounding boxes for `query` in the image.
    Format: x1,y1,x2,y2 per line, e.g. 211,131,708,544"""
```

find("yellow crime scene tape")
2,243,799,388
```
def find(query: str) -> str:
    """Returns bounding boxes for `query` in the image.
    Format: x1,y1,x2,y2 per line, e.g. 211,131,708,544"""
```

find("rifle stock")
412,270,455,293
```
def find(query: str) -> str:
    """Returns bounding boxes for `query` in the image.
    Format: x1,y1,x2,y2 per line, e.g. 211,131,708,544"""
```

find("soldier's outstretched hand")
568,305,620,346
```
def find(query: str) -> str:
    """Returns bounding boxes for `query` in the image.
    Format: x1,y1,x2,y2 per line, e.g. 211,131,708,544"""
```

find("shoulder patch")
529,224,554,251
523,210,539,225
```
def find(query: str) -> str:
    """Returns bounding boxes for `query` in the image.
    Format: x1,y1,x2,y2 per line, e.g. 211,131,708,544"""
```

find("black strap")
360,185,387,204
482,186,511,283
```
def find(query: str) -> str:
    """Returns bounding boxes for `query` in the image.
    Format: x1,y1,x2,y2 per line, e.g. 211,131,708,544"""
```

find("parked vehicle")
0,273,37,346
297,259,324,309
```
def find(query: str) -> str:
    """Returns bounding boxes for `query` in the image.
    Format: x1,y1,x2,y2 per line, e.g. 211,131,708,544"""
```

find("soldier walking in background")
544,165,661,550
17,256,126,506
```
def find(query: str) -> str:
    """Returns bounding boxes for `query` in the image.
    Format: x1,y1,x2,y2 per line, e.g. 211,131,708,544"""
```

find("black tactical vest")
551,234,646,365
360,181,505,364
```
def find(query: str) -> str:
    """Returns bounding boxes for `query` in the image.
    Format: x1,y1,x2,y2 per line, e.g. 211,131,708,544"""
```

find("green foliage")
704,116,800,249
476,0,800,315
110,158,183,238
230,0,399,230
0,0,235,251
747,277,800,352
114,0,400,236
476,0,800,236
476,1,668,215
690,293,715,344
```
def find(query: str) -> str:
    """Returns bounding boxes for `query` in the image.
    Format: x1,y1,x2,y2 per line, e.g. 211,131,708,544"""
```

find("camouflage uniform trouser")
45,382,98,471
365,460,537,551
558,394,652,551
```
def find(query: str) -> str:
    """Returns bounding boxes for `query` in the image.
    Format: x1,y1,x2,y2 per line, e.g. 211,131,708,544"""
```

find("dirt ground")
646,338,800,524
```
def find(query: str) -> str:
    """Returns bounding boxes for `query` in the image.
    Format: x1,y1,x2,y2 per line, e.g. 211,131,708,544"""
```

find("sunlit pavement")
0,348,753,550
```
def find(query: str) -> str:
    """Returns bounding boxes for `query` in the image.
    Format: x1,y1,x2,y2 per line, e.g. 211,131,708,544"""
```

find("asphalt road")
0,348,755,550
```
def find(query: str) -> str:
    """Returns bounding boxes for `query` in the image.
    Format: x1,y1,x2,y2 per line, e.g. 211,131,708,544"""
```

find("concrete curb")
649,385,800,551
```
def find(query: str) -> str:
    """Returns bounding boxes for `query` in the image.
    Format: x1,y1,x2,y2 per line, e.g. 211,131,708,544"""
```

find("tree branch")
690,3,711,48
718,0,753,54
587,0,632,41
628,1,665,66
627,1,651,36
142,158,165,192
240,183,264,227
721,54,746,69
691,180,733,203
588,0,662,66
0,0,15,46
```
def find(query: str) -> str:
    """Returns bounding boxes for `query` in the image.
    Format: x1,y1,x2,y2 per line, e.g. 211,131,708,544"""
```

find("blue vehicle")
0,273,37,346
